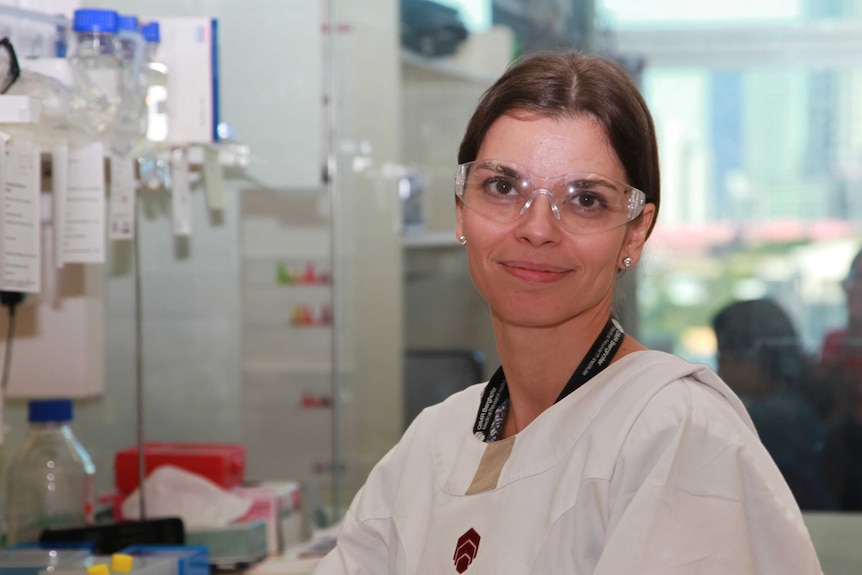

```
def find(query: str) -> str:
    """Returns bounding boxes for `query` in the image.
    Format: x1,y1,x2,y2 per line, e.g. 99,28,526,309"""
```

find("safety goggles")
0,37,20,95
455,159,646,235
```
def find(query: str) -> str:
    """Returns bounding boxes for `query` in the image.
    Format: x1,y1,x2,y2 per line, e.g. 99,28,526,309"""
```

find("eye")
571,191,604,209
484,176,519,196
564,184,610,212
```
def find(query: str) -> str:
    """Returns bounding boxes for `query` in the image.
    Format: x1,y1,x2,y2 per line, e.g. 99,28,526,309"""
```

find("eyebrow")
480,161,626,192
484,162,523,179
567,176,622,193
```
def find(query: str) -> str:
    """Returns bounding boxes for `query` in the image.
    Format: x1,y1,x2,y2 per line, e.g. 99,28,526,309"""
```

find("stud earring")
622,256,632,269
458,236,467,246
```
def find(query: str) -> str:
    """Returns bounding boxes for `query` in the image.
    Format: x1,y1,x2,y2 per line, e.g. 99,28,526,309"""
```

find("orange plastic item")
114,442,245,495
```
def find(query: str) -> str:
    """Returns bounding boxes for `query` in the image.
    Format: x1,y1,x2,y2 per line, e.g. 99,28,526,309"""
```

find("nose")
514,189,561,245
520,189,561,220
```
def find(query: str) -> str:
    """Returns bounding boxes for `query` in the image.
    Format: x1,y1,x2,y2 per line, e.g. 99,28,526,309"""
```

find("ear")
620,203,656,267
455,198,465,242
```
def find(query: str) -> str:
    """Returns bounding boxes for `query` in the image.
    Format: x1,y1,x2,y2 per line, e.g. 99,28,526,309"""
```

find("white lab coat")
314,350,823,574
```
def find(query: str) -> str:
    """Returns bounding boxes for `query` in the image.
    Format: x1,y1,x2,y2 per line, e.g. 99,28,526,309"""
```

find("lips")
499,260,571,282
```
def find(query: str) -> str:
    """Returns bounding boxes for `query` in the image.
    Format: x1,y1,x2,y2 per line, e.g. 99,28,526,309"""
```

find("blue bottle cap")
72,9,119,34
141,22,160,44
118,15,140,32
28,399,73,423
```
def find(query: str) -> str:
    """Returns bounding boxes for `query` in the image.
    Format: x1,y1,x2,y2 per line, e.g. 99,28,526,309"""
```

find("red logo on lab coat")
453,528,481,573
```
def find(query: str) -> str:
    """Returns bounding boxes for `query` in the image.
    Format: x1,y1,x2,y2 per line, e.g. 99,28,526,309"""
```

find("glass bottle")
6,399,96,546
141,21,169,143
67,8,123,137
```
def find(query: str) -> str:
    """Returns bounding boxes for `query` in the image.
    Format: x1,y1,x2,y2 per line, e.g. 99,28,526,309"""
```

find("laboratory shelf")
186,142,251,167
242,360,333,375
401,229,460,248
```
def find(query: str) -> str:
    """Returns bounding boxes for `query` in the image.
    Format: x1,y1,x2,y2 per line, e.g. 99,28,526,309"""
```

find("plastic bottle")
67,8,123,136
111,13,147,154
3,68,82,144
115,14,143,108
5,399,96,546
136,21,171,190
115,14,141,75
0,422,15,546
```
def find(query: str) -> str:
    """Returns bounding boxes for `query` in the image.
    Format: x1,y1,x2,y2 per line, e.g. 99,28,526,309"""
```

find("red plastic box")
115,442,245,494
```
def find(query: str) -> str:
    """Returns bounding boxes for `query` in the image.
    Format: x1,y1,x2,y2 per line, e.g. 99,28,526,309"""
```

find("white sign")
0,138,41,293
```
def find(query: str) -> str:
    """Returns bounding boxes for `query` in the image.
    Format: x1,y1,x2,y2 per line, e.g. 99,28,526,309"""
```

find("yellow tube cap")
111,554,134,573
87,565,110,575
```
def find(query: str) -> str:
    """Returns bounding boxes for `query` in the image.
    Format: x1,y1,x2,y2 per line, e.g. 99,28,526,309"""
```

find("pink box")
233,481,303,555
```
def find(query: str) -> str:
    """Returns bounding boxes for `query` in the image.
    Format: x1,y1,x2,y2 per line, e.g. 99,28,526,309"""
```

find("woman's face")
456,112,655,330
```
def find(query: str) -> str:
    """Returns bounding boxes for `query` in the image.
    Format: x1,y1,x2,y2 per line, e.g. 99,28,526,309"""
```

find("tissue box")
114,442,245,494
232,482,303,555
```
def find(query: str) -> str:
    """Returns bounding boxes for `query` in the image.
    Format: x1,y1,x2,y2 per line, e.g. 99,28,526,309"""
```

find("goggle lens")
455,160,646,235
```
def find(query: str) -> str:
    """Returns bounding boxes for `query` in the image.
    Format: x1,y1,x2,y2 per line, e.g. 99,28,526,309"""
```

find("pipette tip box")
0,548,90,575
36,554,177,575
186,520,268,570
117,546,208,575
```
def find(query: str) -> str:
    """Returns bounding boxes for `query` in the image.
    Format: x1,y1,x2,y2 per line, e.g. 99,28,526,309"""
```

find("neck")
493,306,611,436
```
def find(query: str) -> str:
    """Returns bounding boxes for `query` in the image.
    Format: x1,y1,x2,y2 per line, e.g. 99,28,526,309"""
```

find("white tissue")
120,464,253,527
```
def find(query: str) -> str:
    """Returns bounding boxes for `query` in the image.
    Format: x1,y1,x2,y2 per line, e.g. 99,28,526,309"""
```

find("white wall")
1,0,404,513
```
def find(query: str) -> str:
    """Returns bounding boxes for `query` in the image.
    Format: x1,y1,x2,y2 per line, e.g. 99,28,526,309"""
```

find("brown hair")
458,50,661,237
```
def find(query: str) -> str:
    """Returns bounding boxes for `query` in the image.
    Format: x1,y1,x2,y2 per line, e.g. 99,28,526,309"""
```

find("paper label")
172,148,192,236
40,193,59,304
61,142,106,263
109,154,136,240
204,146,225,211
51,142,68,268
146,84,169,142
0,139,41,293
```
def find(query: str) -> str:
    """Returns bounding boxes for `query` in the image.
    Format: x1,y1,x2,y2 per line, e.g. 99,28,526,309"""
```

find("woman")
314,51,821,574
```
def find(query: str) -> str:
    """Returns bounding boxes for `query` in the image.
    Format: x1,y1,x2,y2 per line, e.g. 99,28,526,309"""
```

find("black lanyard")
472,318,624,441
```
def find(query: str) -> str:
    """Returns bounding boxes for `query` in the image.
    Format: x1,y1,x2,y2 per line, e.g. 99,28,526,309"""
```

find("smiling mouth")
502,261,569,273
500,261,571,282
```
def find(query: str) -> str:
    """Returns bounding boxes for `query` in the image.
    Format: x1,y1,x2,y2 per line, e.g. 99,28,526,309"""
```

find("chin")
491,301,584,330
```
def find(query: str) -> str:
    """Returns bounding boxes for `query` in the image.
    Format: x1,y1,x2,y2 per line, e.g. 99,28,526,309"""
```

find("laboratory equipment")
6,399,96,546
